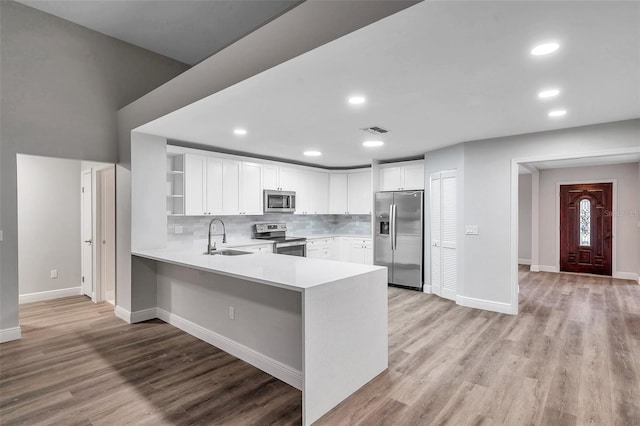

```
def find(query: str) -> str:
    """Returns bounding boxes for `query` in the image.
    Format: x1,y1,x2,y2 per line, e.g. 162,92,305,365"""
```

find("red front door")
559,183,613,276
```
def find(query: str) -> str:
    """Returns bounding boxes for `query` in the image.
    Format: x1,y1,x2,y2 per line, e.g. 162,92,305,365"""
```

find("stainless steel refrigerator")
374,191,424,290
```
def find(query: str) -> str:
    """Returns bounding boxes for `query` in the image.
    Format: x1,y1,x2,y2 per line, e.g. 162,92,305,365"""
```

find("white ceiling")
136,1,640,168
16,0,300,65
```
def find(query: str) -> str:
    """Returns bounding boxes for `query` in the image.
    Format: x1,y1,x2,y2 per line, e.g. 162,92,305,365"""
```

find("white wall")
0,1,188,337
537,163,640,277
518,173,532,263
17,155,81,296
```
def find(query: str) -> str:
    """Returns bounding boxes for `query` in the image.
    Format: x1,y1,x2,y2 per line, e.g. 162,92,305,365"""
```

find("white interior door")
81,170,93,297
430,171,457,300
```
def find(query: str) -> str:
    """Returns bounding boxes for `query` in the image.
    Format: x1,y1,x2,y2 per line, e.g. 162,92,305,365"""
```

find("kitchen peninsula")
132,247,388,426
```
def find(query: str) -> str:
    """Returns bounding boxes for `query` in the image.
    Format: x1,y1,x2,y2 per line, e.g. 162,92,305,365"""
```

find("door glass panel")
579,199,591,246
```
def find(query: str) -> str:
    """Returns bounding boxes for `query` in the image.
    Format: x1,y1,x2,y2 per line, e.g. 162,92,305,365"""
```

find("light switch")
174,225,183,234
50,269,58,279
465,225,479,235
0,229,3,241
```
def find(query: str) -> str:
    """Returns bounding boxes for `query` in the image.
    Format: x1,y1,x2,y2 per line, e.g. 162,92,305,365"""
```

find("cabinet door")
403,164,425,190
221,160,240,215
380,167,402,191
329,173,348,214
348,171,372,214
206,157,224,215
350,243,366,264
278,167,298,191
240,162,263,214
184,154,207,215
262,165,279,190
309,171,329,214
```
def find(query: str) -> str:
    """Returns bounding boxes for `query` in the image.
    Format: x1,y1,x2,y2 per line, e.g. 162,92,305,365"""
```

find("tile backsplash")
168,214,371,243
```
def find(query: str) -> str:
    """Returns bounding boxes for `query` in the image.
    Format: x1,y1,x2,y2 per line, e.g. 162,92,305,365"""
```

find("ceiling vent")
362,126,389,135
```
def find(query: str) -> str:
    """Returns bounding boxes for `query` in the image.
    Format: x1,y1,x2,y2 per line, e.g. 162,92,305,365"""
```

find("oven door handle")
276,241,307,248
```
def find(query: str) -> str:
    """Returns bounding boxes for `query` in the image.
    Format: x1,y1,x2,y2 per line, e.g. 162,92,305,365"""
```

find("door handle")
84,239,92,245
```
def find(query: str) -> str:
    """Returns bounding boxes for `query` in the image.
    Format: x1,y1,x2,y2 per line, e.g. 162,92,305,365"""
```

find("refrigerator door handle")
391,204,397,250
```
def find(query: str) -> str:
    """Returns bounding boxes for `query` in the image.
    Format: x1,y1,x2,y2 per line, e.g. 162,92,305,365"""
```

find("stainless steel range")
254,223,307,257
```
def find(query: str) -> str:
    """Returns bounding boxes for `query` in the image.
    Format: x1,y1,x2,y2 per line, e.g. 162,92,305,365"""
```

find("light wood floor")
1,267,639,425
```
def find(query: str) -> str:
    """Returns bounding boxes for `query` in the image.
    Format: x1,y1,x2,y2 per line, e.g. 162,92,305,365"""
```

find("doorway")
559,183,613,276
16,155,116,305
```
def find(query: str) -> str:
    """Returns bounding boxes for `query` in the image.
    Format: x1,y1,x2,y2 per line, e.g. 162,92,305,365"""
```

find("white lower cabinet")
306,237,332,259
350,238,373,265
240,243,273,253
327,236,372,264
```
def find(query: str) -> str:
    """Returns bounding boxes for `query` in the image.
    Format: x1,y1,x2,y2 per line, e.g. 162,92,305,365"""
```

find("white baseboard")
0,327,22,343
538,265,559,273
613,272,640,282
114,306,157,323
530,265,540,272
114,305,132,323
456,295,515,315
131,308,158,323
518,258,532,265
422,284,432,294
19,286,82,304
156,307,303,390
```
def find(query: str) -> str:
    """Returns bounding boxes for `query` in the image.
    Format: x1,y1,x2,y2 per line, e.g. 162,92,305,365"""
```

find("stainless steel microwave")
264,190,296,213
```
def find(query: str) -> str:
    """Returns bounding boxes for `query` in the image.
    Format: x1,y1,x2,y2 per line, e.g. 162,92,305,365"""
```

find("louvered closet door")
430,171,457,301
430,173,442,295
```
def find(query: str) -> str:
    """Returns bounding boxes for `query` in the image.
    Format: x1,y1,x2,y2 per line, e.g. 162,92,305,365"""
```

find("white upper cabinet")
184,154,207,215
329,171,371,214
347,170,372,214
221,160,240,215
184,154,262,215
206,157,224,214
278,167,299,192
262,164,280,190
179,148,371,217
308,171,329,214
379,161,425,191
329,174,348,214
240,162,263,215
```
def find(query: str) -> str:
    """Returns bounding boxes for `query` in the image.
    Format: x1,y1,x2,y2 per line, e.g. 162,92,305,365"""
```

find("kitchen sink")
204,249,251,256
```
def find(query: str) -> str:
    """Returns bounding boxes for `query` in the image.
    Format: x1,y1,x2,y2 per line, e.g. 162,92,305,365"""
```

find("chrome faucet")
207,218,227,254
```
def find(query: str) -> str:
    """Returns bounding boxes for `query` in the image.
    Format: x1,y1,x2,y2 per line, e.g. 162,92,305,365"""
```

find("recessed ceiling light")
348,96,366,105
538,88,560,99
233,128,247,135
530,42,560,56
304,150,322,156
363,140,384,147
548,109,567,117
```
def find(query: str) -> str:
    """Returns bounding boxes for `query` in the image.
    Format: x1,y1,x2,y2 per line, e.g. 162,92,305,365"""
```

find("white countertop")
133,246,385,292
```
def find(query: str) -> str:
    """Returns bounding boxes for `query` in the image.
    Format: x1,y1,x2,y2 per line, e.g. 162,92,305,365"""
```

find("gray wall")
463,119,639,307
518,174,532,263
0,1,189,332
538,163,639,275
17,155,81,295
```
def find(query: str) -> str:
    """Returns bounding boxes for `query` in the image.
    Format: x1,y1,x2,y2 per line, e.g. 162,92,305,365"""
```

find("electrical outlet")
50,269,58,279
229,307,235,320
174,225,183,234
